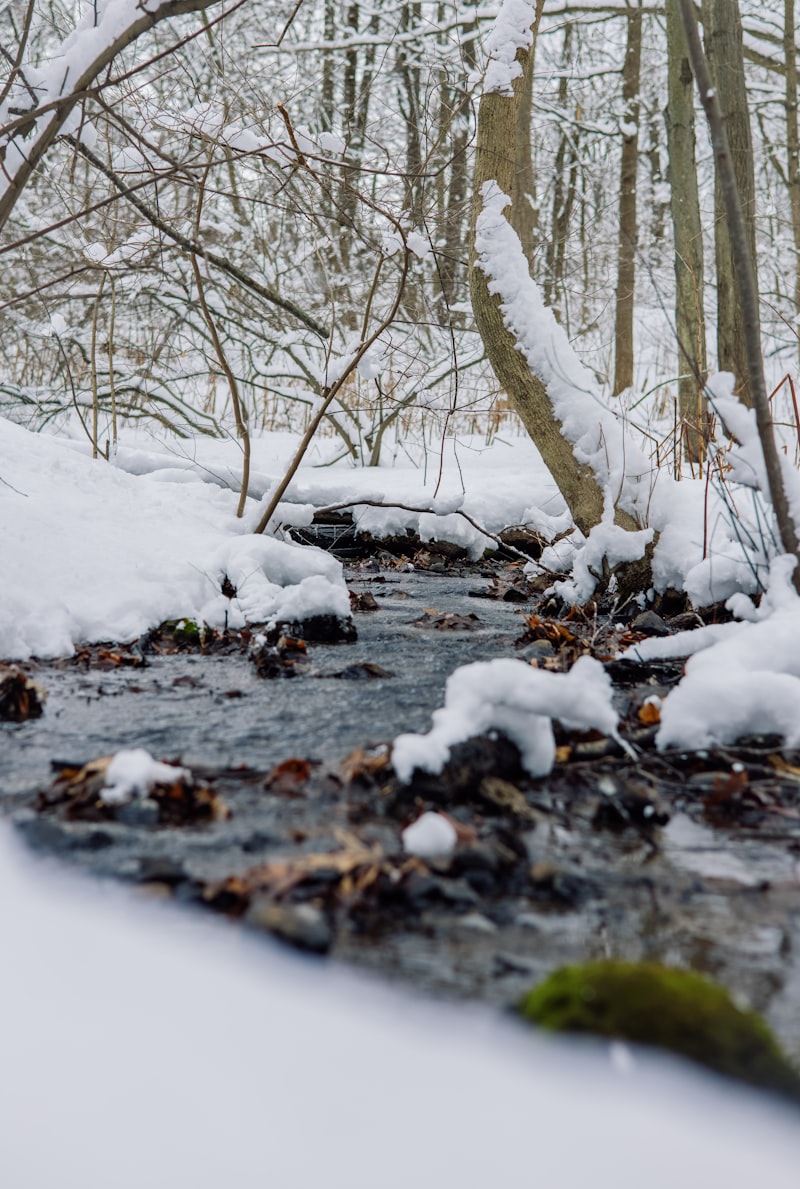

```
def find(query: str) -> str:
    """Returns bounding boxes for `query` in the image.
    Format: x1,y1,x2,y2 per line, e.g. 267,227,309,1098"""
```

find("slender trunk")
544,22,578,319
701,0,759,406
613,1,643,396
785,0,800,363
666,0,708,464
679,0,800,591
510,0,545,272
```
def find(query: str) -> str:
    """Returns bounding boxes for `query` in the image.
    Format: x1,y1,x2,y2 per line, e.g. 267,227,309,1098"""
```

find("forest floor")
4,535,800,1066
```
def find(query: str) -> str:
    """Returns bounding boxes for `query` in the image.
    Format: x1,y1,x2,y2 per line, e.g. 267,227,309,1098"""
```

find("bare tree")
666,0,708,463
701,0,759,406
612,0,643,396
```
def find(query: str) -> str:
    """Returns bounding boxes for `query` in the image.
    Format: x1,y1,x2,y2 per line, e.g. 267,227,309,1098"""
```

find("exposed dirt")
3,551,800,1068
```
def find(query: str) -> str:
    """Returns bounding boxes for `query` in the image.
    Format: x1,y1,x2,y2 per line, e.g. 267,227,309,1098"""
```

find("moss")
156,618,208,648
519,961,800,1103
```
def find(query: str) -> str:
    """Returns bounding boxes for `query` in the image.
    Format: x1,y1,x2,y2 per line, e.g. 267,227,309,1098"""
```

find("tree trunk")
785,0,800,363
613,1,643,396
666,0,708,464
510,0,545,272
544,22,580,321
470,23,640,539
701,0,759,406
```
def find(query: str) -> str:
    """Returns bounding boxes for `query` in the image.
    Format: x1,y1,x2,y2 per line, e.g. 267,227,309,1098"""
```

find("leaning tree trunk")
701,0,759,406
469,10,640,539
666,0,708,464
612,0,643,397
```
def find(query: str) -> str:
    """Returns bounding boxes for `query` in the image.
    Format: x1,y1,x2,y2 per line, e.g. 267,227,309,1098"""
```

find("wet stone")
244,898,333,954
114,798,160,827
631,611,670,637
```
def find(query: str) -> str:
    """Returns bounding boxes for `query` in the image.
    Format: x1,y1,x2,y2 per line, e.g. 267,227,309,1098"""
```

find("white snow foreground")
622,555,800,750
392,656,618,781
2,826,800,1188
0,417,348,659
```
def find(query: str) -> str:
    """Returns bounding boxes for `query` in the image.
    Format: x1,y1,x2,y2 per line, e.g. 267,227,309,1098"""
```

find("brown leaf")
340,745,390,785
638,700,662,725
411,609,482,631
349,590,380,612
264,758,312,796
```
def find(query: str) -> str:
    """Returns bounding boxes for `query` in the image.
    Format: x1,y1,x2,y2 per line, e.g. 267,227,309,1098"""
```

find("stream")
3,566,800,1065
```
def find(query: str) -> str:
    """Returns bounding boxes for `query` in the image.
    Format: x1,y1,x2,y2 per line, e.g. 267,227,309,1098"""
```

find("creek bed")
3,567,800,1067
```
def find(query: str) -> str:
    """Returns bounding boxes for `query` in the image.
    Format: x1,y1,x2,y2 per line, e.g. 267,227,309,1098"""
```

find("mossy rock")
156,618,210,648
519,961,800,1103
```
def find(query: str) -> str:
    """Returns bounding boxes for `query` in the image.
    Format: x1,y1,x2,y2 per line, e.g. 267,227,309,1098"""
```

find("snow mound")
392,655,618,781
102,749,189,806
402,811,458,859
620,556,800,750
2,828,800,1187
0,418,348,658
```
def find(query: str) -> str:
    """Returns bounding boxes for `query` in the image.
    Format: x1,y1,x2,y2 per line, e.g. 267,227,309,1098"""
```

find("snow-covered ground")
6,410,800,761
2,823,800,1189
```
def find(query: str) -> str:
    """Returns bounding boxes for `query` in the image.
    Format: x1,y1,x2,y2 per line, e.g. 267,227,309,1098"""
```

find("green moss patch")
519,961,800,1103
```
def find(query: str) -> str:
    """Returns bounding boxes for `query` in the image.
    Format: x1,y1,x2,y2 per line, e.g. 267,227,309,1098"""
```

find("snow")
392,656,618,781
402,811,458,859
0,418,348,659
2,825,800,1188
620,556,800,751
482,0,538,95
101,748,189,806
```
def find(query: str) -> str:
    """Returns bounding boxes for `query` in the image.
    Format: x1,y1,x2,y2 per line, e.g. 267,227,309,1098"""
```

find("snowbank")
622,556,800,750
2,826,800,1188
0,418,348,658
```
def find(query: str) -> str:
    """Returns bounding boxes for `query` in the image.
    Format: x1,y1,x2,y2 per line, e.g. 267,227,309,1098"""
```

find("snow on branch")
473,180,652,521
482,0,538,95
0,0,228,234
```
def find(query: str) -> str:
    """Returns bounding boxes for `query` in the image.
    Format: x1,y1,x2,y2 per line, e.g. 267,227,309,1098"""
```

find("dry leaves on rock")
0,666,46,721
204,828,392,912
410,608,482,631
38,756,229,826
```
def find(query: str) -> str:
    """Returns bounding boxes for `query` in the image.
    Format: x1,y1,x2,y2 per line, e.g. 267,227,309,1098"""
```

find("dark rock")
17,816,115,854
631,610,670,637
518,639,556,661
332,662,394,680
135,856,187,884
0,666,46,722
114,798,160,827
397,733,525,803
268,614,357,645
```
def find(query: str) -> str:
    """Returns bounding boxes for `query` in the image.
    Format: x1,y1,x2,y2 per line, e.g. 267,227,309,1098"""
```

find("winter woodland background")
3,0,799,485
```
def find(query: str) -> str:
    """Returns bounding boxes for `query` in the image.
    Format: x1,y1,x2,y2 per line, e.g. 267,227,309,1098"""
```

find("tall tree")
470,5,644,543
666,0,708,464
701,0,759,406
784,0,800,362
613,0,643,396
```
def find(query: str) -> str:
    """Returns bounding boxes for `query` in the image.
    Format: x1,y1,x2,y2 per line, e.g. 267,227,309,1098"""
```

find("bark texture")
784,0,800,360
470,25,640,539
701,0,759,406
613,1,643,396
666,0,708,463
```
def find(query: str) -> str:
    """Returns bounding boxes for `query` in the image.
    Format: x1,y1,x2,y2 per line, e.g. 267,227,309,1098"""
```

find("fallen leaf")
638,700,662,725
264,758,312,796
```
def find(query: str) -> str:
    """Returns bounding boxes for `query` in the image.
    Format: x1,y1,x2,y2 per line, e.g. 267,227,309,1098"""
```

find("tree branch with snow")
0,0,234,236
